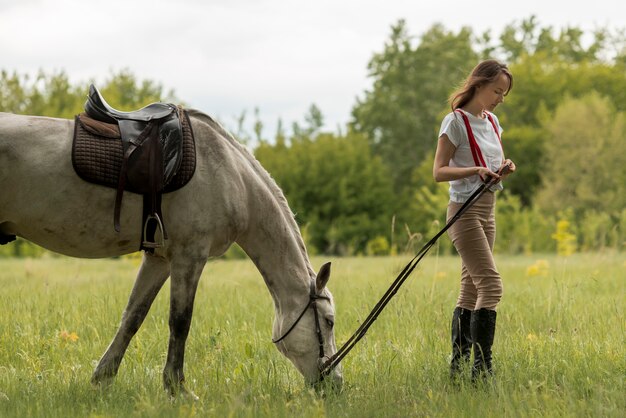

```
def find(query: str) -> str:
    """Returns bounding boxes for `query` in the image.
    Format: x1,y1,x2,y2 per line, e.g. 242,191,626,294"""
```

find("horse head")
273,262,342,391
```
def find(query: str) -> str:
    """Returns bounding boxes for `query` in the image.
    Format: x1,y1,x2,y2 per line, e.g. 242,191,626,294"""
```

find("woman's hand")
499,159,516,178
477,167,500,182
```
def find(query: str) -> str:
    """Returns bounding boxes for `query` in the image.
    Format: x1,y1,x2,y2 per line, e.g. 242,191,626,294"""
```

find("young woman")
433,60,515,381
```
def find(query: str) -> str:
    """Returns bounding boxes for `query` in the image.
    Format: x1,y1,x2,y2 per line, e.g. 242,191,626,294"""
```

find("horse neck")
236,187,312,311
188,109,312,310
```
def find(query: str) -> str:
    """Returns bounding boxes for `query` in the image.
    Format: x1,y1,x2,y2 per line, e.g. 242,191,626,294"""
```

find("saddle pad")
72,107,196,194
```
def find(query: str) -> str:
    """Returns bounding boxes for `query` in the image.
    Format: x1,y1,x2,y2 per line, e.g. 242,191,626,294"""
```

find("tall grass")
0,253,623,417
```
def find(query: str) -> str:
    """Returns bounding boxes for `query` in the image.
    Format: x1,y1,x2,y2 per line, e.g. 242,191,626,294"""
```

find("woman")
433,60,515,381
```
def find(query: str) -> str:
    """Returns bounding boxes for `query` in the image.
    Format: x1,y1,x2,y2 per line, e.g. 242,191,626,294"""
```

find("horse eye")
326,318,334,328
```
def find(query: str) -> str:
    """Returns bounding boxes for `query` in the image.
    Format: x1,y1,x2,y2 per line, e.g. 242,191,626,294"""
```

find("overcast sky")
0,0,622,138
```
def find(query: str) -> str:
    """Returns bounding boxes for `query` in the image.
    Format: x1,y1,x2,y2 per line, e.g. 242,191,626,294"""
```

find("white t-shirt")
438,109,505,203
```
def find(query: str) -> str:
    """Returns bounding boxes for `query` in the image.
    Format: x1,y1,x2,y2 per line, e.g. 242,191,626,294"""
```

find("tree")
351,20,478,192
536,93,626,219
496,53,626,206
0,68,175,118
499,15,610,63
292,104,324,141
0,70,83,118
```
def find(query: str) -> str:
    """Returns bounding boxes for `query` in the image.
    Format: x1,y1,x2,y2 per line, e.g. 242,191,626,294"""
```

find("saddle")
73,85,196,251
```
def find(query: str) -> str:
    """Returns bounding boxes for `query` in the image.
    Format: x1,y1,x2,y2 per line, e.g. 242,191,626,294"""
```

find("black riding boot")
450,307,472,379
470,308,497,382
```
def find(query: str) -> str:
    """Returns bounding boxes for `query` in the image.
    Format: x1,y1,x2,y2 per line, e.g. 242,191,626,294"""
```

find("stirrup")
142,213,166,249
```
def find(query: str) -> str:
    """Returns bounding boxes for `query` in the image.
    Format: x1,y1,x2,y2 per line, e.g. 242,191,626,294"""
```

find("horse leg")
162,256,206,399
91,252,170,385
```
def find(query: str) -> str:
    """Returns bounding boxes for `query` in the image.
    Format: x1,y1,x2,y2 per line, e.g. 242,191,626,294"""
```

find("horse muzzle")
310,359,343,394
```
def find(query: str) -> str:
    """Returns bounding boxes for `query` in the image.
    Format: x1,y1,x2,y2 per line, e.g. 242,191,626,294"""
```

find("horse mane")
185,109,315,278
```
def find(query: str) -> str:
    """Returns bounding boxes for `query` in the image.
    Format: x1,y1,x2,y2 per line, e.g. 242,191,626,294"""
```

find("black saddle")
84,84,185,251
85,85,174,123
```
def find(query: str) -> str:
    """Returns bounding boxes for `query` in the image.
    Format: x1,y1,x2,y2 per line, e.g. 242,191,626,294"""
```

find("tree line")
1,16,625,257
256,16,626,255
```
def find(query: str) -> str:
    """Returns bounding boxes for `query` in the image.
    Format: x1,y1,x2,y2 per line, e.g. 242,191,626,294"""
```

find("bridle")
272,280,331,365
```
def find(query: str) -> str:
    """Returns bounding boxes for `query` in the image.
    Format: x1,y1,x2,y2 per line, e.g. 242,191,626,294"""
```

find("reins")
319,167,510,378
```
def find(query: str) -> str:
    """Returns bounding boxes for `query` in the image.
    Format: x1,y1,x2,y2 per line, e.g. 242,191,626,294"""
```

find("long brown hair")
449,60,513,110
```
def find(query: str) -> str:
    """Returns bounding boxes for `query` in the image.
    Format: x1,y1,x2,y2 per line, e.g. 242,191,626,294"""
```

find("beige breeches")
447,192,503,311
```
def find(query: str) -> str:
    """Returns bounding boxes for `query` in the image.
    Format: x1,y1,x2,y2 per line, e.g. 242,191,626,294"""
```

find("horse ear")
315,262,331,292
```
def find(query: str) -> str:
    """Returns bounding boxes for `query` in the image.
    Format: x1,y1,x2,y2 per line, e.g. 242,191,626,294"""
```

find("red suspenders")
454,109,504,180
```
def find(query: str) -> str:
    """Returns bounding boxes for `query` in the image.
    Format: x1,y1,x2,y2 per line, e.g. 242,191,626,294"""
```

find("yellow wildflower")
59,330,79,343
551,220,576,256
526,260,550,277
526,265,540,277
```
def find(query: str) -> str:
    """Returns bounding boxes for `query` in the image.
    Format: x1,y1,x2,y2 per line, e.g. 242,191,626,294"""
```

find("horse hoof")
91,369,116,388
91,377,114,389
181,389,199,402
166,382,199,401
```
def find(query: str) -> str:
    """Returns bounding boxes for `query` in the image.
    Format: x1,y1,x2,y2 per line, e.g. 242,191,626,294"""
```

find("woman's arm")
433,134,500,182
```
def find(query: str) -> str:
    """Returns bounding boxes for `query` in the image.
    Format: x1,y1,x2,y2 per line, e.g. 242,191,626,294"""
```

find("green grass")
0,253,624,417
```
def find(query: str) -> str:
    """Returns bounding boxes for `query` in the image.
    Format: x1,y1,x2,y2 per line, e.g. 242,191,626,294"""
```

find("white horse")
0,110,342,397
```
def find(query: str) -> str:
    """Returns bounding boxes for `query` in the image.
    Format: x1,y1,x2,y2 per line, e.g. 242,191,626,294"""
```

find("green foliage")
292,104,324,141
0,68,175,117
619,209,626,251
536,93,626,218
494,192,560,254
498,51,626,210
501,54,626,129
496,124,545,206
579,210,616,251
366,236,391,256
499,15,611,63
0,238,49,258
410,182,453,255
255,131,395,255
0,70,84,119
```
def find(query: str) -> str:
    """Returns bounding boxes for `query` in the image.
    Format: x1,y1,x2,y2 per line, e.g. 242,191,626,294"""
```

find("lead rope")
320,168,509,377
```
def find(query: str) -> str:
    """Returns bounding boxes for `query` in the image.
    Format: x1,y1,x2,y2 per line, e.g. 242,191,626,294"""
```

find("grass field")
0,252,623,417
